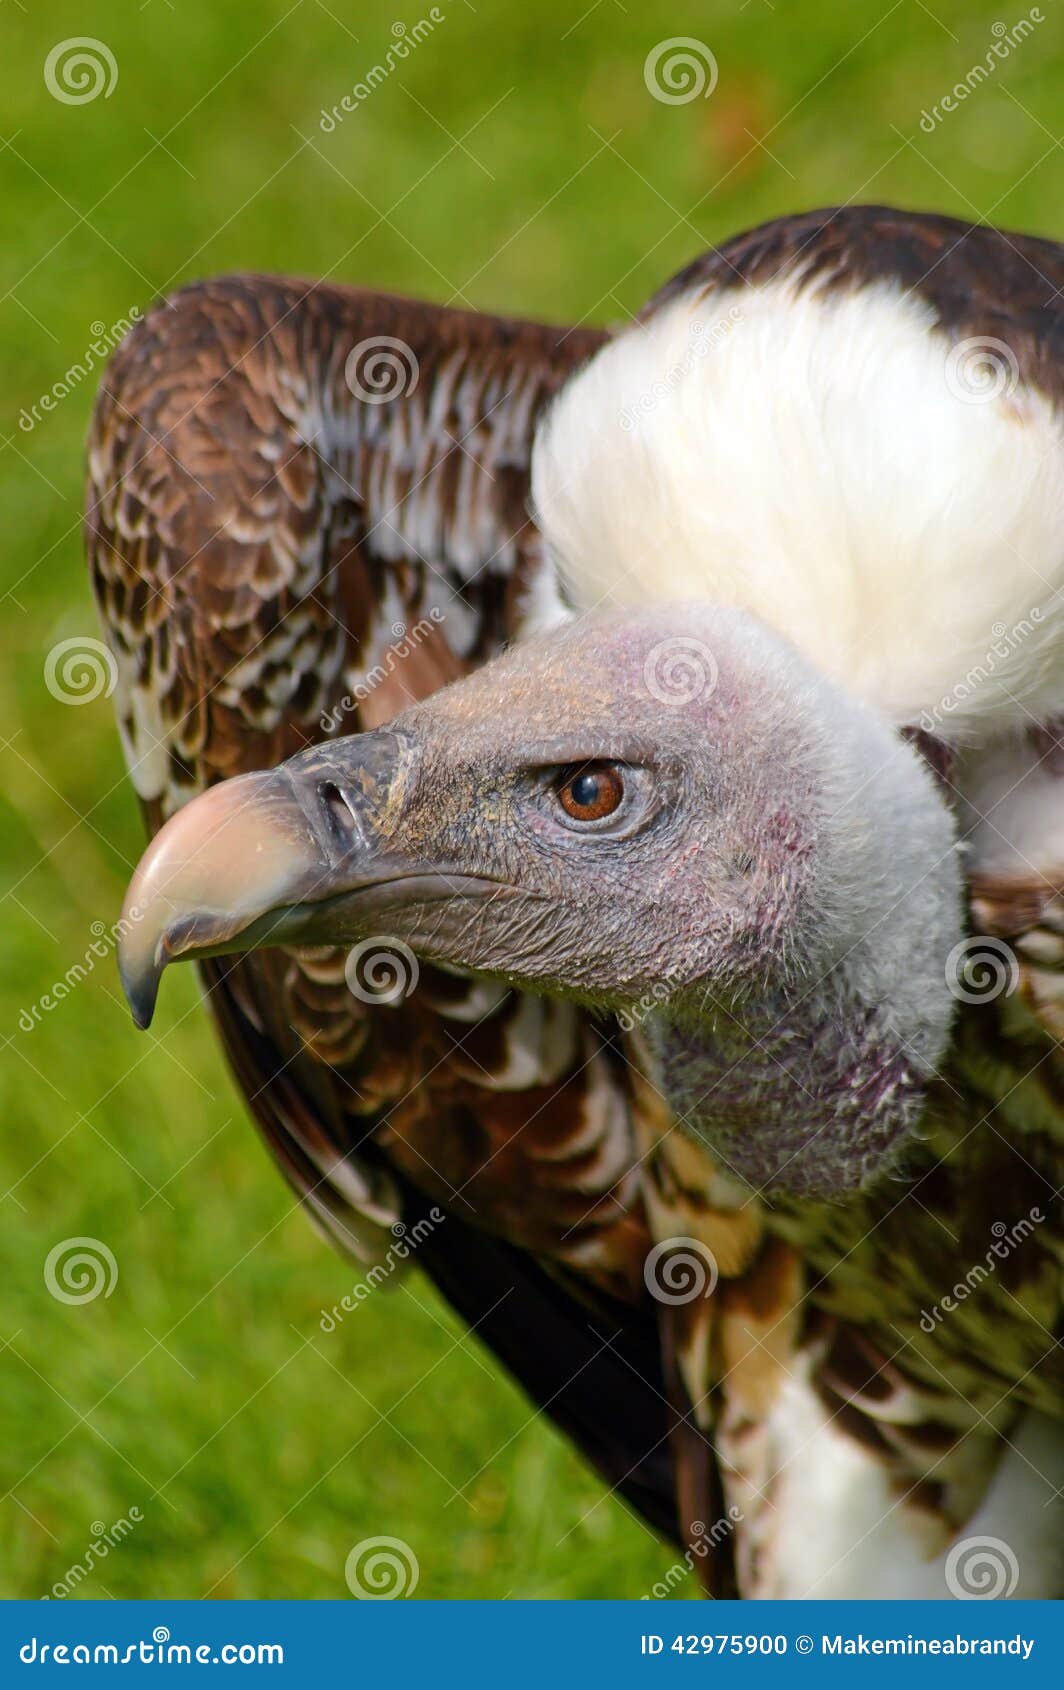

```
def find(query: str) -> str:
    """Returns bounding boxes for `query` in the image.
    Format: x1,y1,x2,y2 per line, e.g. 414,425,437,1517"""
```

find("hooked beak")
118,730,418,1029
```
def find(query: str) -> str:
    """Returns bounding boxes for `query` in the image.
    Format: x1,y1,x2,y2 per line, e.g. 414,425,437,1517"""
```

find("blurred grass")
1,0,1061,1600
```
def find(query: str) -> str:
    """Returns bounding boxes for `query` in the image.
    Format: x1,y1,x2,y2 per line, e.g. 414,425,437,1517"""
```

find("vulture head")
120,602,962,1198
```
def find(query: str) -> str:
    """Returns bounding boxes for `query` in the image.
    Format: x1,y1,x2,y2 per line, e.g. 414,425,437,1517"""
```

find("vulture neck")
646,961,930,1201
642,729,964,1201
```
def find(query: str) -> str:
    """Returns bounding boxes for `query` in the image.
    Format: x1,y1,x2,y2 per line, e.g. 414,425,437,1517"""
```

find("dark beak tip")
129,995,156,1033
118,952,161,1032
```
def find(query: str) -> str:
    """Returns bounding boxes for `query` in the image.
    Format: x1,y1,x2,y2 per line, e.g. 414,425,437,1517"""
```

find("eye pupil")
557,764,625,822
571,773,600,808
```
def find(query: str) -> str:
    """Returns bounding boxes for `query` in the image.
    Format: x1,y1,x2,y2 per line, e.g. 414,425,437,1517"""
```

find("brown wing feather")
87,274,632,1266
85,271,731,1573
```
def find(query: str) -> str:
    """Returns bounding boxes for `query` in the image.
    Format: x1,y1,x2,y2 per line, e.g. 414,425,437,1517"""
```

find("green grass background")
1,0,1061,1600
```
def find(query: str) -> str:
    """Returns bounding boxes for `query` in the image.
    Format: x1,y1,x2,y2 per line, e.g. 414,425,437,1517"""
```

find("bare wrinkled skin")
120,603,962,1196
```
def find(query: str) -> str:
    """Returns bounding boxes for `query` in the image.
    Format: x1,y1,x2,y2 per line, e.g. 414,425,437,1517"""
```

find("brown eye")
557,764,625,823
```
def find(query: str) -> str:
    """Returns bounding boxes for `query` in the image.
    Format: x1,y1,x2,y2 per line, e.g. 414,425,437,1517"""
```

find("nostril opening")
321,781,356,837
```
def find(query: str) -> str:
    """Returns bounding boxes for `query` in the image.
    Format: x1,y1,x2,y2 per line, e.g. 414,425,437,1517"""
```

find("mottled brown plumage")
87,208,1062,1596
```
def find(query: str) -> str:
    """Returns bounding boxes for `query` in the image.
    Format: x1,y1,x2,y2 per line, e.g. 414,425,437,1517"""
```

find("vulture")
85,206,1064,1600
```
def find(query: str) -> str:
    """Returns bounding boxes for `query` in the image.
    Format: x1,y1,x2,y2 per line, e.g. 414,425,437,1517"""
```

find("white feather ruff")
532,277,1064,741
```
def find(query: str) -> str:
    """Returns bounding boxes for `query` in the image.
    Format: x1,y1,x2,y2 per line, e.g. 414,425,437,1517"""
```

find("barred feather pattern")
86,212,1063,1594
